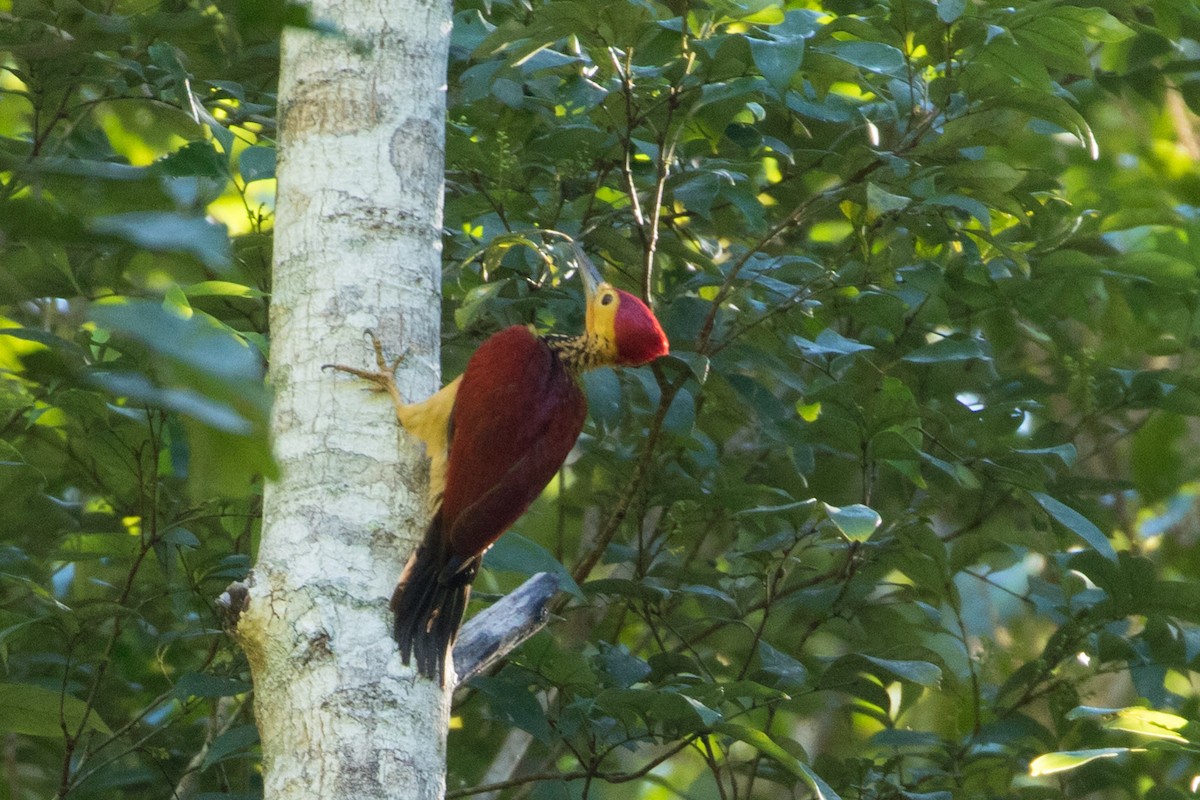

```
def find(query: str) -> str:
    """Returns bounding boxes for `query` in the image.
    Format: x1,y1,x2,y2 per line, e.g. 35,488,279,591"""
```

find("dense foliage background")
4,0,1200,797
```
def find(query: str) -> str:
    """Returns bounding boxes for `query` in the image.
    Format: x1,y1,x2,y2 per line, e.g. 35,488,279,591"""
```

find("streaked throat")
543,333,613,371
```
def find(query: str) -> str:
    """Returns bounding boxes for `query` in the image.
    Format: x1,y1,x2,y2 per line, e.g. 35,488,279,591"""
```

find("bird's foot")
324,330,409,409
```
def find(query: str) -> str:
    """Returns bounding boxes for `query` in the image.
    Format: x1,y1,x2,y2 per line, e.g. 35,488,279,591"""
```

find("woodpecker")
332,247,669,683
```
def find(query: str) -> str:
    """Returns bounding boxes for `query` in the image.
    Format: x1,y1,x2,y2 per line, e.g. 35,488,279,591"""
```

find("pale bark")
236,0,453,797
453,572,559,684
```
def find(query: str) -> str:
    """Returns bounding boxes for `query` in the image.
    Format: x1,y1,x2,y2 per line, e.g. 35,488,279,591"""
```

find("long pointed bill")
571,242,604,300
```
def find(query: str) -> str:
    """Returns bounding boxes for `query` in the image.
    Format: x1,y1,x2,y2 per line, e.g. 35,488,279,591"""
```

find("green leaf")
680,694,723,726
238,146,276,183
1016,445,1077,467
201,725,260,769
860,656,942,687
1004,91,1098,158
1031,492,1117,561
734,499,817,518
597,643,651,687
473,676,554,742
1106,252,1198,288
90,372,252,433
937,0,966,23
680,584,739,611
1054,6,1134,42
1029,748,1129,776
1105,707,1189,743
942,160,1023,193
714,723,801,769
664,387,696,435
1131,413,1185,502
89,300,265,385
758,641,808,688
174,673,252,699
162,527,201,548
598,688,721,729
483,531,583,598
749,37,803,96
867,183,911,216
974,42,1052,89
926,194,991,228
0,682,112,738
1182,81,1200,116
823,41,905,75
715,723,842,799
1011,15,1090,74
902,338,989,363
824,503,881,542
674,173,722,219
669,352,711,384
920,451,980,488
716,0,785,24
156,141,227,180
90,212,231,271
183,281,267,299
794,329,874,357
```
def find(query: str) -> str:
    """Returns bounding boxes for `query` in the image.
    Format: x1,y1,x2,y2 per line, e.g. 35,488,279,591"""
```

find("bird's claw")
324,362,394,392
364,329,407,376
324,330,409,401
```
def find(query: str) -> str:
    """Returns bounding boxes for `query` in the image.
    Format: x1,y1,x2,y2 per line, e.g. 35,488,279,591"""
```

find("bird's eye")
600,293,615,306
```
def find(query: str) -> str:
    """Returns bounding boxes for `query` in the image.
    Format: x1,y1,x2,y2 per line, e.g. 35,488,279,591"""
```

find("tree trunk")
235,0,452,797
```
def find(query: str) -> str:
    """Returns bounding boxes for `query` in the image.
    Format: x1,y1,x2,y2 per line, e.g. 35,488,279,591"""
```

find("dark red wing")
441,326,587,558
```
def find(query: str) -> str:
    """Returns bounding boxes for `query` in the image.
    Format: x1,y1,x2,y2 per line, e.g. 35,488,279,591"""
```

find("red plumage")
393,326,587,683
443,326,587,557
384,255,670,684
613,289,670,366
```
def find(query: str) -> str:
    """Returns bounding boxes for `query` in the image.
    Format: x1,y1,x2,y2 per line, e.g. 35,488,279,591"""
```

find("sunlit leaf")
1106,707,1190,743
1029,748,1129,776
825,503,881,542
715,724,842,799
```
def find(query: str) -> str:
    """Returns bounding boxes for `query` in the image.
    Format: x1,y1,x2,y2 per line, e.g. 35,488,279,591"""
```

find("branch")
445,736,696,798
453,572,559,685
220,573,557,687
171,696,244,800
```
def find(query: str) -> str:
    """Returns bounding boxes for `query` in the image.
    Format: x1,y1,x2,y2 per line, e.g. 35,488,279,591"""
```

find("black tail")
391,513,479,685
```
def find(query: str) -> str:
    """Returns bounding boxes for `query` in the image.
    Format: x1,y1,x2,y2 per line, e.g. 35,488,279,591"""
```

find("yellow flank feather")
396,375,461,508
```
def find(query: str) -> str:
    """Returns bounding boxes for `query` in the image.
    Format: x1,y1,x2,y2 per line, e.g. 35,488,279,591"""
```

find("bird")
330,246,669,684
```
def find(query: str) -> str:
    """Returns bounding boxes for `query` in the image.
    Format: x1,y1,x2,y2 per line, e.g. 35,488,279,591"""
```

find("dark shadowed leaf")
1032,492,1117,561
902,338,990,363
0,683,111,737
201,725,260,769
238,146,276,183
484,531,583,598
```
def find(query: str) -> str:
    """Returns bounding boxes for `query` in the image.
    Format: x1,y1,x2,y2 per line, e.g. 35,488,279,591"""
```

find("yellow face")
584,283,621,362
574,243,669,367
